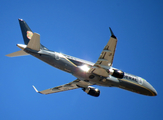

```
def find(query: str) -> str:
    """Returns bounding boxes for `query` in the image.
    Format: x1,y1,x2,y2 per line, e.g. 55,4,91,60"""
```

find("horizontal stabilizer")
27,33,40,51
6,50,29,57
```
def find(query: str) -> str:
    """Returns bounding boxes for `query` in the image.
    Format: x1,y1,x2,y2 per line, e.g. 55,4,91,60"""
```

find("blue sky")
1,0,163,120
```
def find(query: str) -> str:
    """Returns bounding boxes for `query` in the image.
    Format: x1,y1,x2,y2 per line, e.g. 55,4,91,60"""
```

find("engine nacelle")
82,86,100,97
109,69,124,79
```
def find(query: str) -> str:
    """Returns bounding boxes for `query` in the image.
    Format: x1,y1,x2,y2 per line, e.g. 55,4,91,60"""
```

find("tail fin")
18,19,48,50
19,19,32,45
6,33,40,57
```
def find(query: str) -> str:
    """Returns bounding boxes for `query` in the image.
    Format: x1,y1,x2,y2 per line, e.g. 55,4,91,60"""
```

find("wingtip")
109,27,116,39
32,85,39,93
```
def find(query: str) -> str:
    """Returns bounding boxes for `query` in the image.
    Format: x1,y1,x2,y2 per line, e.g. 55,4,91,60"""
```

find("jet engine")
82,86,100,97
108,69,124,79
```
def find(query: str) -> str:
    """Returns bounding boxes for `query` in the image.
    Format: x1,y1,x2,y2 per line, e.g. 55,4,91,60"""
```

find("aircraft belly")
72,71,119,87
25,51,76,73
94,77,120,87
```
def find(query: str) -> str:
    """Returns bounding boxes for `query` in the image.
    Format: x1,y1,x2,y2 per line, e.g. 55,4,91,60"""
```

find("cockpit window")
137,77,144,85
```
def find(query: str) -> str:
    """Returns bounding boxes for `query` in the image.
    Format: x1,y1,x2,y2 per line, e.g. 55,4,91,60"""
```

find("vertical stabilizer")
18,19,48,50
19,19,32,45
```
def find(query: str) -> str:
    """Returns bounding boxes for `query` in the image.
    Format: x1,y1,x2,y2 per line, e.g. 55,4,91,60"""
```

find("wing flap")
89,67,109,77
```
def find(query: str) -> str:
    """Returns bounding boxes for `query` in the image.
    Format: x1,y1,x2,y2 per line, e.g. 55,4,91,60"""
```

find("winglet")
32,85,39,93
109,27,116,39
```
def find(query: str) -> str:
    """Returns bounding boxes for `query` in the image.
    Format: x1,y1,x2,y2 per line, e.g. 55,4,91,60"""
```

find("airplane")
6,19,157,97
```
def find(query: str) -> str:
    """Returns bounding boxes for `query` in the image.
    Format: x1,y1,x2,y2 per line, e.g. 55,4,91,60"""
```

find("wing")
89,28,117,77
95,27,117,67
33,79,93,95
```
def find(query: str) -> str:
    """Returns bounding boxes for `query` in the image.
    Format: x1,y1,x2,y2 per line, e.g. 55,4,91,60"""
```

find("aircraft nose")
143,80,157,96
